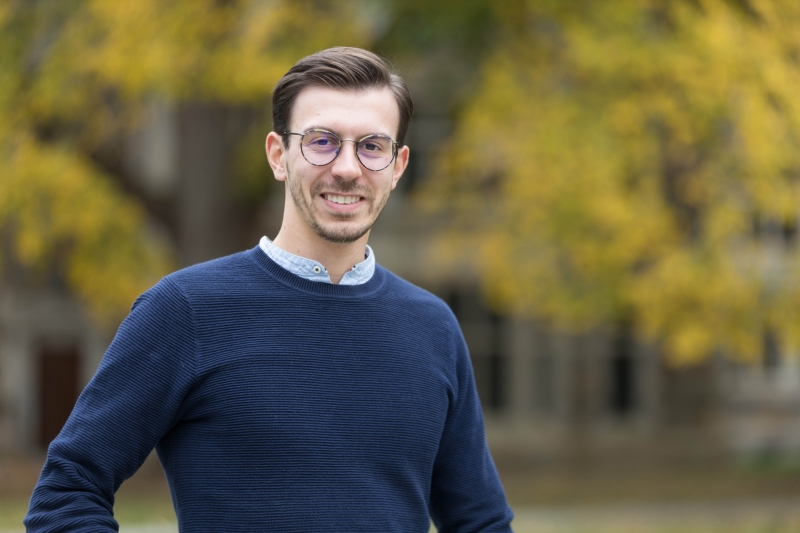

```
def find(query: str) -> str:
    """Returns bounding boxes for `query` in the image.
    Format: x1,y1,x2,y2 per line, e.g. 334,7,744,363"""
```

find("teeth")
325,194,359,204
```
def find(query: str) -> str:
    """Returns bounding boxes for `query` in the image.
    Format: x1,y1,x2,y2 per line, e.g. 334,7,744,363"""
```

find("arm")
24,277,197,532
429,319,514,533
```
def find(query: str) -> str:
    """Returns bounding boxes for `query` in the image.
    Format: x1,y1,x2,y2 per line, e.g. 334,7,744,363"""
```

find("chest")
180,324,453,464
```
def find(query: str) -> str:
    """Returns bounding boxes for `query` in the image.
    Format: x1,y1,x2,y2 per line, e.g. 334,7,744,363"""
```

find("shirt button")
312,266,322,274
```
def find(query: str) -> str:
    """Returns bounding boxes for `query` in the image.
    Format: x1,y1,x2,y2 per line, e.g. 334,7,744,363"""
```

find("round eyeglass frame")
283,129,399,172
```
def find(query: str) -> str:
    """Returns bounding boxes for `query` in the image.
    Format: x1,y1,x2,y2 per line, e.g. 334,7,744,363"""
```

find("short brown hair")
272,47,414,147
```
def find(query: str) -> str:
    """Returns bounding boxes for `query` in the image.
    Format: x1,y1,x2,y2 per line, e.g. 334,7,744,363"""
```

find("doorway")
37,344,81,448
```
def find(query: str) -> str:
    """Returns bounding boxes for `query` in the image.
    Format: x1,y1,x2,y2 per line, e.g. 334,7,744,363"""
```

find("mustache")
311,180,372,198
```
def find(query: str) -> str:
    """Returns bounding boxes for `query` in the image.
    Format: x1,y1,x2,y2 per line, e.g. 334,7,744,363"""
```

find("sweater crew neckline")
246,246,387,298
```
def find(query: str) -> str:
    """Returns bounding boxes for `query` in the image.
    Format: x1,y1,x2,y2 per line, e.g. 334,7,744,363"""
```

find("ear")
266,132,288,182
390,145,410,191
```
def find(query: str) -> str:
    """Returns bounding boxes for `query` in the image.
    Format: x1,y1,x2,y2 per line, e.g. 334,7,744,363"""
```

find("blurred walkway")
511,497,800,532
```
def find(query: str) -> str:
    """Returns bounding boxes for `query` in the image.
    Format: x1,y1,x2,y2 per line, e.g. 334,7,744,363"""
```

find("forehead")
290,86,400,138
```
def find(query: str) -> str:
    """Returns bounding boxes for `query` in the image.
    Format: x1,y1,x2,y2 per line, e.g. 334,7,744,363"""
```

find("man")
25,47,514,533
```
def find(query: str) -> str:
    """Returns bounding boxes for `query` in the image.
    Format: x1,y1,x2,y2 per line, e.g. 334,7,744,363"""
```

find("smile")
323,194,362,205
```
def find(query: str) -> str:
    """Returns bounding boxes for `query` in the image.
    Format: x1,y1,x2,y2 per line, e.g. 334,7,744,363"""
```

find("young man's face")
268,86,409,245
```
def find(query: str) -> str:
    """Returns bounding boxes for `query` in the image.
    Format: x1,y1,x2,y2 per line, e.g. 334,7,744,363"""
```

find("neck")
272,224,369,285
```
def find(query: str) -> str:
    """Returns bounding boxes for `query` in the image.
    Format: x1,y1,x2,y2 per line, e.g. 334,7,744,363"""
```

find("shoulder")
167,249,258,287
163,248,264,296
132,249,262,313
376,265,459,328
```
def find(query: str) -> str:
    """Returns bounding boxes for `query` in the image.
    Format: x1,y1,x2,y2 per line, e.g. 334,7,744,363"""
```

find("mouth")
319,193,367,213
322,193,363,205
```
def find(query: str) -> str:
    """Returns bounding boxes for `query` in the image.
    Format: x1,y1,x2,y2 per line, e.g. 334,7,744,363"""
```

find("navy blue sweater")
25,247,514,532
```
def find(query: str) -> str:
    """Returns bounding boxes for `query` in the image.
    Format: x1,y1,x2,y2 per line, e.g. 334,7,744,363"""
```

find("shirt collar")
258,236,375,286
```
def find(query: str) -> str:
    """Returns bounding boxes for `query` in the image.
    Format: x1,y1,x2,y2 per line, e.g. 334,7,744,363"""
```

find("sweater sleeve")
429,317,514,533
24,277,197,533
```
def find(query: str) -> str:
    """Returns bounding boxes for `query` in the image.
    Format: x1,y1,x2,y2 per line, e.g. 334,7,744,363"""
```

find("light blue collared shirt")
259,236,375,286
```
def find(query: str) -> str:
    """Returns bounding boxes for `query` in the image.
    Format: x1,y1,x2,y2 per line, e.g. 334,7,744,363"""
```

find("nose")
330,140,362,179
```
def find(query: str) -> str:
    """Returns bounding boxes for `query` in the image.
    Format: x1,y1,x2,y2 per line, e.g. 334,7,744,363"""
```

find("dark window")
38,344,81,448
782,218,797,245
610,322,635,416
611,355,634,415
487,311,506,411
488,353,506,411
446,287,508,414
471,353,506,412
764,330,780,371
533,354,554,413
444,288,460,321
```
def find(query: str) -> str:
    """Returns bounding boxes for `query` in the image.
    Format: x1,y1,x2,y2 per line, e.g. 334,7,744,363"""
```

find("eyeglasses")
283,129,398,172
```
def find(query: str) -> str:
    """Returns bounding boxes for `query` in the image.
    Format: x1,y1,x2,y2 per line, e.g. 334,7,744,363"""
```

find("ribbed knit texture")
25,247,514,533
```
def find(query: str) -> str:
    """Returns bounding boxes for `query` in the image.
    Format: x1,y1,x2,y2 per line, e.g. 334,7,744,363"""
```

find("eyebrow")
301,125,394,139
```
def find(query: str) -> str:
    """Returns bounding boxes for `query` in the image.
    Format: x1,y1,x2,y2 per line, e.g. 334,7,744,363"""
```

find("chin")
312,219,373,244
315,227,372,244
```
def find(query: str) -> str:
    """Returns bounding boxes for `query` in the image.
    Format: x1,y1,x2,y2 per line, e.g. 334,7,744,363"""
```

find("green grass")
517,525,800,533
0,499,29,530
113,494,176,526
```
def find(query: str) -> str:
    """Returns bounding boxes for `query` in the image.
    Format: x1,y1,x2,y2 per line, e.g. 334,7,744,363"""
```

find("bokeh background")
2,1,800,531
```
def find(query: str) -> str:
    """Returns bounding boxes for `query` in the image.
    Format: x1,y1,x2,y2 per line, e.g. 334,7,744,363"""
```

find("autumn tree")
429,0,800,363
0,0,372,323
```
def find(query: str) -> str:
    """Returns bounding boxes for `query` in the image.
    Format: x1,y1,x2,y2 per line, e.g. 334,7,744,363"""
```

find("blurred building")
0,287,107,451
2,102,800,469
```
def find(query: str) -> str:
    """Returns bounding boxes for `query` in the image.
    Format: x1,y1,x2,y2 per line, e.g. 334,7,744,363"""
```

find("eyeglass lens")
300,130,394,171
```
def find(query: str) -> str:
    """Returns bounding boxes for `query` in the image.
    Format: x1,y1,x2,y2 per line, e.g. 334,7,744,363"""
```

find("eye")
358,136,390,154
303,131,340,152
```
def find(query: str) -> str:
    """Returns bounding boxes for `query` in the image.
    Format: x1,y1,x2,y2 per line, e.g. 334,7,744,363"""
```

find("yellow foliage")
427,0,800,364
0,0,372,323
0,133,172,325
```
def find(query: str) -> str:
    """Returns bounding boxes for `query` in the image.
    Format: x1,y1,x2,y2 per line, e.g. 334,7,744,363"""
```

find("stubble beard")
286,163,391,244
